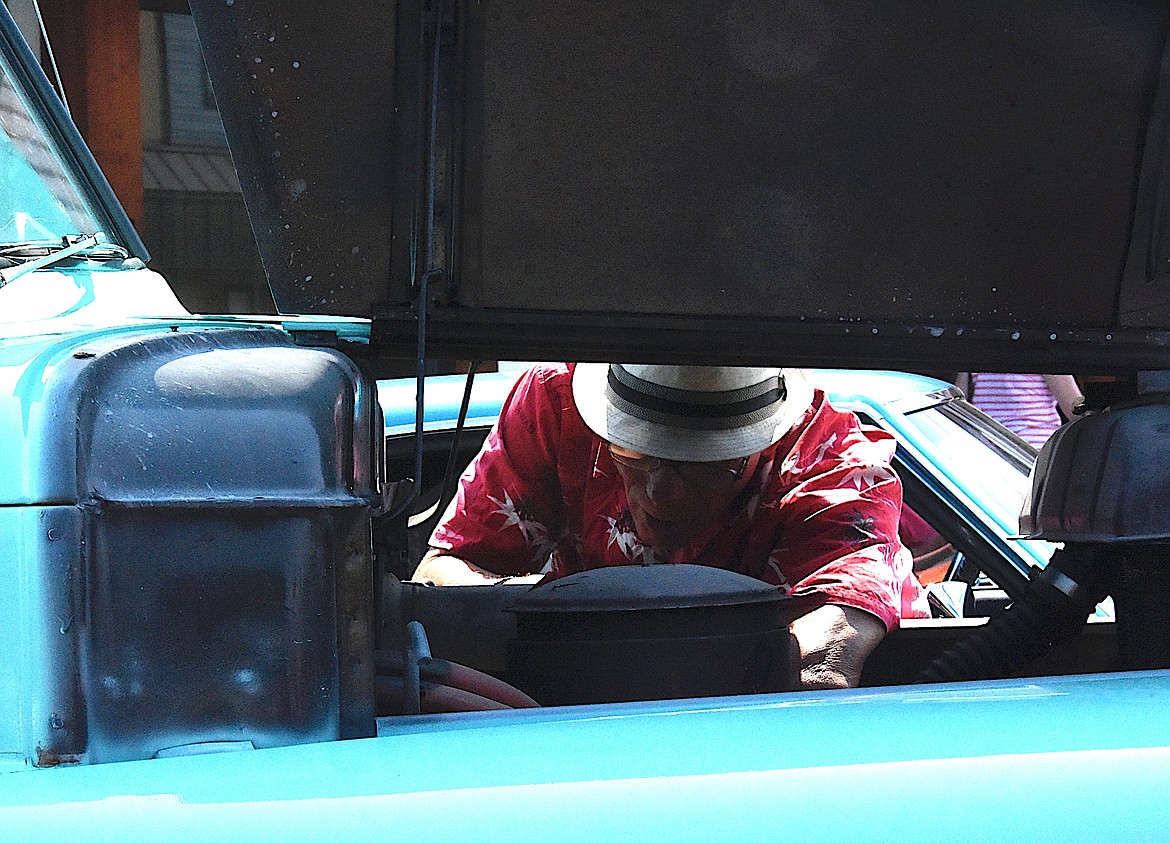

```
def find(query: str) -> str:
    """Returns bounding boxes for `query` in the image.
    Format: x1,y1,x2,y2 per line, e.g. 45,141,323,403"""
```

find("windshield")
902,396,1058,566
0,48,103,247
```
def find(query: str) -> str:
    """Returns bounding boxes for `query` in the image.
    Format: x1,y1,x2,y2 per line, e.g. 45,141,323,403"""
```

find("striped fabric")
971,372,1062,448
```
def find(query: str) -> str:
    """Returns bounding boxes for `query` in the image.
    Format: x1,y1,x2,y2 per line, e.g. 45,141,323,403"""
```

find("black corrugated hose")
918,544,1114,684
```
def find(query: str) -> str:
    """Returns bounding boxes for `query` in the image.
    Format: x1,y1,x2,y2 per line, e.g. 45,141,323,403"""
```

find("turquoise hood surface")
2,672,1169,841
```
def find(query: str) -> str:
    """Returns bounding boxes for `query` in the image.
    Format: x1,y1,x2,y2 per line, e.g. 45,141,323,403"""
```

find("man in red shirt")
413,363,927,689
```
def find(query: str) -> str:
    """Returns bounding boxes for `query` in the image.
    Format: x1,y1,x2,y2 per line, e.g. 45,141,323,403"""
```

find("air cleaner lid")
511,564,785,614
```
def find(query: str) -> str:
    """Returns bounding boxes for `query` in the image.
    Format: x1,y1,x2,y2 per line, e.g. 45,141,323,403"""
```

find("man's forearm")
789,604,886,690
411,549,542,586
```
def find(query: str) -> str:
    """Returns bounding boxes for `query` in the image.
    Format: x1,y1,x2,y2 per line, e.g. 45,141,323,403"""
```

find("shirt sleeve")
898,505,938,551
428,364,574,575
768,406,923,630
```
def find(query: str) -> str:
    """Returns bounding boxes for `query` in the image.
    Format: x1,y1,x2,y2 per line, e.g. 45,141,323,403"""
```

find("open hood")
189,0,1170,370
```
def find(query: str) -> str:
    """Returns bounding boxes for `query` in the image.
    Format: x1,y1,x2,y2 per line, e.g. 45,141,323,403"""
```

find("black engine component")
506,564,795,705
919,544,1113,683
921,386,1170,683
68,328,378,762
1111,543,1170,671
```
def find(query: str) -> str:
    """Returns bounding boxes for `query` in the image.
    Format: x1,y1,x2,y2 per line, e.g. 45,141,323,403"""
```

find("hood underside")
190,0,1170,370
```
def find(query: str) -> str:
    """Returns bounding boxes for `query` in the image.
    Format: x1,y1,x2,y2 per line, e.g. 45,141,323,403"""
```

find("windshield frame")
0,6,147,260
896,395,1057,567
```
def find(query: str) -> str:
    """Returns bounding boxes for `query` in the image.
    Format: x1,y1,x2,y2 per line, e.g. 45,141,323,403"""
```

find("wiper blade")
0,233,130,288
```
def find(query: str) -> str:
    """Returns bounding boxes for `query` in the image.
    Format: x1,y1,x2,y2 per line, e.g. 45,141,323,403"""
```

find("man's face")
607,444,759,553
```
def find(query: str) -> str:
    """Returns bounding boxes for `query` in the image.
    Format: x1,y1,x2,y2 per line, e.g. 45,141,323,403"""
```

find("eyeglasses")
606,443,750,486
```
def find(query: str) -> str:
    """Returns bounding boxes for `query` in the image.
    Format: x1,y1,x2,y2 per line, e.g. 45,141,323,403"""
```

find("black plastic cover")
191,0,1170,370
72,329,377,762
512,563,785,614
1021,401,1170,542
507,566,795,704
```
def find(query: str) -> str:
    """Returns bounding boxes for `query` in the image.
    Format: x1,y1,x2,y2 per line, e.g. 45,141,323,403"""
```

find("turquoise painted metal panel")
1,672,1169,839
0,745,1163,841
379,372,528,437
0,506,81,769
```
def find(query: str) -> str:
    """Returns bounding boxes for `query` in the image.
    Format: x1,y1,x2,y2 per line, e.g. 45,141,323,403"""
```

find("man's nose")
643,465,688,503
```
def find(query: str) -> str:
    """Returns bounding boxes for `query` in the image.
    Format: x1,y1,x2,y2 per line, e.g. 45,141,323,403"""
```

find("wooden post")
40,0,143,227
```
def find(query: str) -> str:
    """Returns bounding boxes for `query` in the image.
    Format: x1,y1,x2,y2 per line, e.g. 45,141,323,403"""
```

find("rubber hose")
375,649,540,708
376,676,511,713
918,545,1112,684
436,661,540,708
918,597,1068,683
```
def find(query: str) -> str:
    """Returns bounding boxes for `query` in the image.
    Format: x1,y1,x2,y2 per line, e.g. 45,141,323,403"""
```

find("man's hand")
411,548,543,586
789,604,886,690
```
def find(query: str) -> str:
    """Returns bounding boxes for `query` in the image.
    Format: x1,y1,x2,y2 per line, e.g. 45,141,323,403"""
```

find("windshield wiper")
0,233,130,288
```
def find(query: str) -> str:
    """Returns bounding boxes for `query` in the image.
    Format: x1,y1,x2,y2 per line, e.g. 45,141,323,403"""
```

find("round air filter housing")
506,564,795,705
1021,401,1170,543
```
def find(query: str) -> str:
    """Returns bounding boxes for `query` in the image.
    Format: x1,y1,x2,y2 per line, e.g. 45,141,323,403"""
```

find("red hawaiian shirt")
430,364,928,630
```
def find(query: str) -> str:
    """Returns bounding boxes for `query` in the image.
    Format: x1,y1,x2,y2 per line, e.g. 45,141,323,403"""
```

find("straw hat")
571,364,813,462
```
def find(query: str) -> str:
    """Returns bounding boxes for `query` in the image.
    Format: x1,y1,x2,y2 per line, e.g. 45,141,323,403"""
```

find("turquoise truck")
3,1,1170,839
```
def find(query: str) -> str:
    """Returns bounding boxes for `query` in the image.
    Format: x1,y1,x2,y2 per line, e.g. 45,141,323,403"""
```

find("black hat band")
606,365,786,431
